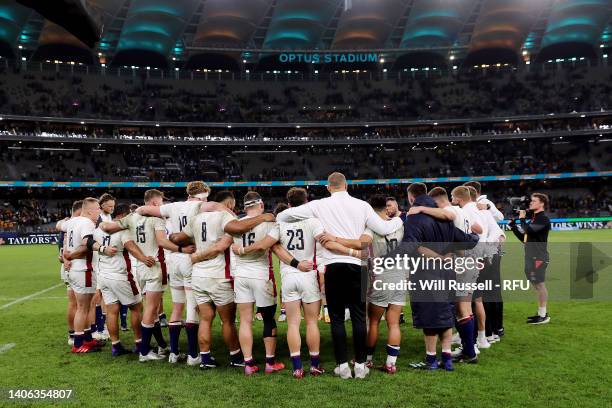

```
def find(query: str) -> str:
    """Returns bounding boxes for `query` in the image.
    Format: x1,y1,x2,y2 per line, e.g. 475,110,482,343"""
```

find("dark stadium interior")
0,0,610,233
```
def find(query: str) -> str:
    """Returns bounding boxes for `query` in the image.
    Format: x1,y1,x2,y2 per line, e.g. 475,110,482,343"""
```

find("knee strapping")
260,305,277,337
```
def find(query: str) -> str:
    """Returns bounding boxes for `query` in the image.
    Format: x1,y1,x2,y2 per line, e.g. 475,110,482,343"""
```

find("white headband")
244,198,262,208
193,192,209,199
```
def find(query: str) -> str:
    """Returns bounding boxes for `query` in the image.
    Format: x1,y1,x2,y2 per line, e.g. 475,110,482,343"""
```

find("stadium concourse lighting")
21,57,25,61
155,123,160,127
18,45,22,49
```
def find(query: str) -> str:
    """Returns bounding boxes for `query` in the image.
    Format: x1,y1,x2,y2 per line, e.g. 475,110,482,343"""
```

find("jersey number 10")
136,225,146,243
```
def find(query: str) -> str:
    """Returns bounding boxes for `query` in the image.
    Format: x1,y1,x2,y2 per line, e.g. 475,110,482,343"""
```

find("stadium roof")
1,0,611,67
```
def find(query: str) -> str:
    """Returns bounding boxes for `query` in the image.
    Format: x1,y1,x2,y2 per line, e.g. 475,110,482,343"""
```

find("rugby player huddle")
56,175,506,379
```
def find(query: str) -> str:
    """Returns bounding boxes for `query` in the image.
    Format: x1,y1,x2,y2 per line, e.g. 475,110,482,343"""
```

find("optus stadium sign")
278,53,379,64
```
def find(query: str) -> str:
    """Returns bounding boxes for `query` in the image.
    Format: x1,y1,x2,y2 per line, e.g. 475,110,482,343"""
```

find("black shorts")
525,257,548,284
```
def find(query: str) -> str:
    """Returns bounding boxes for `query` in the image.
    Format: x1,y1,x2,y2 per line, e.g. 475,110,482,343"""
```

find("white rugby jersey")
99,212,113,223
184,211,235,279
268,218,324,277
363,222,404,258
160,201,202,234
93,228,133,280
462,202,488,240
65,216,95,271
58,217,76,258
118,213,166,259
444,205,471,233
232,216,276,280
161,201,202,262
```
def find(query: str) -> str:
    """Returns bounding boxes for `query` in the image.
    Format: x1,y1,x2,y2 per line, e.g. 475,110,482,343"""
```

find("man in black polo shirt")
510,193,552,325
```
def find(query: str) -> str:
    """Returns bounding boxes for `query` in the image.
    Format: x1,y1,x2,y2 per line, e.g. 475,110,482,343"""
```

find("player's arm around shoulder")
224,213,275,235
137,204,164,218
100,213,131,234
275,201,316,223
364,202,403,236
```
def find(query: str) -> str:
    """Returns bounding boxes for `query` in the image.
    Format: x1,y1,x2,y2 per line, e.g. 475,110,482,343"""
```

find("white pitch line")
0,343,16,354
0,283,64,310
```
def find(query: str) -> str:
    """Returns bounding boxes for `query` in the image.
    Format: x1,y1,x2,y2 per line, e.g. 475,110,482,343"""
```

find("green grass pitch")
0,230,611,408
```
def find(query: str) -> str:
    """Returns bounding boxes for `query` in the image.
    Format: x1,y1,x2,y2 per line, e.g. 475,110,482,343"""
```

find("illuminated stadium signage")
278,53,379,64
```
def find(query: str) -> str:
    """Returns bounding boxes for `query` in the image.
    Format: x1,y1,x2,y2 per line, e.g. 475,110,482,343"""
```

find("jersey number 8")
201,222,207,242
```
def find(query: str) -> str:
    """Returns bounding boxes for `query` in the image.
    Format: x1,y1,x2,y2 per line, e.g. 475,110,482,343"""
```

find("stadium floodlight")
21,57,26,61
449,55,455,61
314,70,318,73
227,125,232,128
245,69,249,73
296,125,300,129
101,63,105,67
601,44,604,48
155,123,160,127
18,45,23,49
80,121,84,124
175,67,179,71
242,59,247,63
380,58,385,64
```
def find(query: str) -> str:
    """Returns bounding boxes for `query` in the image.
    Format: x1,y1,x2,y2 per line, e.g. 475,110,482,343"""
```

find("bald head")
327,172,347,192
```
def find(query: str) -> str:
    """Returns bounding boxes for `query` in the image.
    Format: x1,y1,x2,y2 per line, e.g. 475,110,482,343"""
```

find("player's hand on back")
104,246,118,256
64,259,72,270
231,244,242,256
261,213,275,222
408,206,424,215
143,256,156,267
182,244,196,254
318,233,337,245
298,260,314,272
